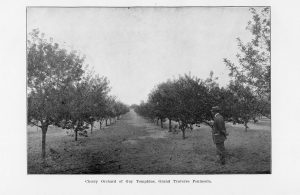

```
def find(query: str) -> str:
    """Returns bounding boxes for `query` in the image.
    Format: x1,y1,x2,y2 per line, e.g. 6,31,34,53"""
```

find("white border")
1,0,300,194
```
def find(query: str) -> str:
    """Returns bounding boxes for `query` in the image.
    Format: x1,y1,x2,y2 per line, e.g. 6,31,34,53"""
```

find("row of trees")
134,72,269,139
27,29,129,158
134,7,270,139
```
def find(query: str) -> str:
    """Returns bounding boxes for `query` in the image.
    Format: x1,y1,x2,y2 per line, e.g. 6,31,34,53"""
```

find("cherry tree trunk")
244,121,249,132
182,129,186,139
168,119,172,132
75,129,78,141
41,125,48,159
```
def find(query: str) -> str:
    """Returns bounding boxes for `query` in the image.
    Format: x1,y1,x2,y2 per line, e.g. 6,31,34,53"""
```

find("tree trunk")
41,125,48,159
90,123,93,134
244,121,249,132
168,119,172,132
156,119,159,126
106,119,108,126
182,129,186,139
99,121,102,129
75,129,78,141
160,118,163,129
109,118,112,125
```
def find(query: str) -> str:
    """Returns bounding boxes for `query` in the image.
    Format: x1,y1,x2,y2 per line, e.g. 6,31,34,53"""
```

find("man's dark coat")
212,113,227,144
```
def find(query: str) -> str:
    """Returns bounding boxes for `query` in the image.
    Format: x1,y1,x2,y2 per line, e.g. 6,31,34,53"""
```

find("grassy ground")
27,110,271,174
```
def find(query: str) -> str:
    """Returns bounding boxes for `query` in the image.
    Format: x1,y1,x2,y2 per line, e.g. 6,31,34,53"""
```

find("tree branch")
29,121,42,128
202,120,213,129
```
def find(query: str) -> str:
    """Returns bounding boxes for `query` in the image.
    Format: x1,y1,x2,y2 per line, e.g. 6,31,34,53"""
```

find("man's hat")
211,106,221,112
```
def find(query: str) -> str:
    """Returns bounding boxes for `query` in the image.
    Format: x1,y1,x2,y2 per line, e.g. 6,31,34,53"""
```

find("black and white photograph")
27,6,271,174
1,0,300,194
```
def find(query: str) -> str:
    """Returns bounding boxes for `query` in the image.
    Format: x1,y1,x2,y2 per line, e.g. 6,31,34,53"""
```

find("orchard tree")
202,71,261,131
204,71,219,90
95,96,110,129
147,88,165,127
224,7,270,119
224,7,270,97
59,76,91,141
155,81,178,131
130,104,138,110
134,101,155,120
135,74,224,139
147,81,177,129
60,71,112,139
114,101,129,119
27,29,85,158
227,81,262,131
170,74,212,139
103,96,116,126
203,71,237,124
84,72,110,133
135,72,246,137
109,100,130,123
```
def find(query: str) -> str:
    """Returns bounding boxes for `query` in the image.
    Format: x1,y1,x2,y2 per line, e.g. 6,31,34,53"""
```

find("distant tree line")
27,29,129,158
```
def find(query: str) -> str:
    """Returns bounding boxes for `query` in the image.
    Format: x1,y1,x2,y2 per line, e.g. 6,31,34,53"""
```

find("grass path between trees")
27,110,270,174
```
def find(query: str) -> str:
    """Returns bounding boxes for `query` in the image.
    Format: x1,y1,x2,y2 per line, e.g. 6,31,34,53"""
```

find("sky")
27,7,256,105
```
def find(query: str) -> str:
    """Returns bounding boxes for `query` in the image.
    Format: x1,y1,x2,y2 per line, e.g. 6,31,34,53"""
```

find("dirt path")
28,109,271,174
86,109,178,174
29,110,176,174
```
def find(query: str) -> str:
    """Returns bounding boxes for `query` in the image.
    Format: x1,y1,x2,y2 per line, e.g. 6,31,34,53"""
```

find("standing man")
211,106,228,165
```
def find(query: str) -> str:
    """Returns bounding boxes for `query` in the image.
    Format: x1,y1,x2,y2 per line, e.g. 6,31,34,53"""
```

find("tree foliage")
27,29,129,158
135,74,223,139
224,7,270,100
223,7,271,127
27,29,86,157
